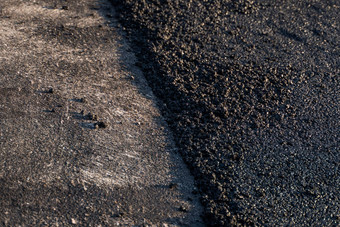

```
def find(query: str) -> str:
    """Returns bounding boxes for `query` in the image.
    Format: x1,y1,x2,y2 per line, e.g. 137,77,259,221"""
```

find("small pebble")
87,113,97,121
97,121,106,128
71,218,78,225
169,183,178,190
179,205,188,212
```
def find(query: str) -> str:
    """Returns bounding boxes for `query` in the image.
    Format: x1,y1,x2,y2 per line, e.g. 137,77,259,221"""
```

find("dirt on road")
0,0,203,226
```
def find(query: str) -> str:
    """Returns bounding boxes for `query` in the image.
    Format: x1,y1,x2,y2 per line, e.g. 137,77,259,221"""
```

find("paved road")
111,0,339,226
0,0,202,226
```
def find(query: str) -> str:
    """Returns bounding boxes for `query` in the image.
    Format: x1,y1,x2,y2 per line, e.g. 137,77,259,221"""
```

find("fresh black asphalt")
110,0,339,226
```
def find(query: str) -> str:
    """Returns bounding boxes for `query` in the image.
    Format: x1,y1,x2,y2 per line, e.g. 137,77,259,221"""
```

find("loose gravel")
110,0,339,226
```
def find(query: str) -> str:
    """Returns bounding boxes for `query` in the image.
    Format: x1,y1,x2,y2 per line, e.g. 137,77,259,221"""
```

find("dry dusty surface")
0,0,203,226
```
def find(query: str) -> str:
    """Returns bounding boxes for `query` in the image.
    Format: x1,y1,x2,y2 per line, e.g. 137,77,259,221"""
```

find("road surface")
0,0,203,225
111,0,339,226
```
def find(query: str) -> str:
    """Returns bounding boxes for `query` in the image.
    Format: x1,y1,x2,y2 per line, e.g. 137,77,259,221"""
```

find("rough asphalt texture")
111,0,339,226
0,0,203,226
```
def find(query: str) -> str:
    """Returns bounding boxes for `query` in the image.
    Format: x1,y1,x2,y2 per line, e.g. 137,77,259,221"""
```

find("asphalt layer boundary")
108,1,259,225
109,0,339,226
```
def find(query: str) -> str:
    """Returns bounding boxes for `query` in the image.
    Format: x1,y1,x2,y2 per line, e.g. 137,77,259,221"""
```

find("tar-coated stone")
96,122,106,129
110,0,339,226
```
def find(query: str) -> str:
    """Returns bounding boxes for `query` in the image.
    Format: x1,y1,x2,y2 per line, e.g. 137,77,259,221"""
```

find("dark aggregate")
96,121,106,129
110,0,339,226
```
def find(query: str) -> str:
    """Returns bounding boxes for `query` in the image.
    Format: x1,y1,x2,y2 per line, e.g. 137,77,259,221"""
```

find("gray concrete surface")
0,0,203,226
